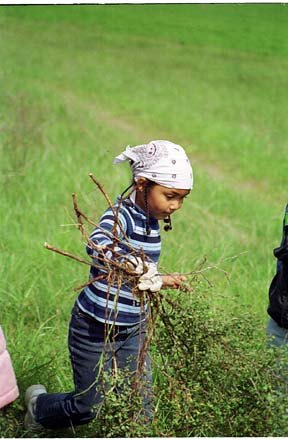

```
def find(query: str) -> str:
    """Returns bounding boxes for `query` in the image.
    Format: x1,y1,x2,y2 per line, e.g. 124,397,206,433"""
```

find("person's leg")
266,317,288,395
266,317,288,348
266,317,288,434
34,306,110,429
113,322,153,419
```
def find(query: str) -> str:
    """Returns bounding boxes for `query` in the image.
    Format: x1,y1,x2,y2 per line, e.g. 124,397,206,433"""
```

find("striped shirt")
77,196,161,325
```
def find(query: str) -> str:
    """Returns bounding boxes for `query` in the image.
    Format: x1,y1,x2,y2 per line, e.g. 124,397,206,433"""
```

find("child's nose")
170,200,181,211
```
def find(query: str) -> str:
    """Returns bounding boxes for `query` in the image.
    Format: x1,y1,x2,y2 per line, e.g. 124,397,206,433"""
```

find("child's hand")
161,274,188,289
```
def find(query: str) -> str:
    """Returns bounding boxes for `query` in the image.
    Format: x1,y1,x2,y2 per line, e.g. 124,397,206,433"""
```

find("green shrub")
152,288,288,437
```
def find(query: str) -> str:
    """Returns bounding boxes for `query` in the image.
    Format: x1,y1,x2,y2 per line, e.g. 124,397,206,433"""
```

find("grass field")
1,4,288,437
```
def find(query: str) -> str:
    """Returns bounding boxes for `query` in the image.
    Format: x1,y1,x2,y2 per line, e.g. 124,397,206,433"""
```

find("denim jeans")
266,317,288,349
266,317,288,434
35,305,152,429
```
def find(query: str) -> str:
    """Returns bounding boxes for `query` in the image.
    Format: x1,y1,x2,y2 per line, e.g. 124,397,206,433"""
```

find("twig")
44,242,136,275
182,265,229,277
72,192,90,241
44,242,98,268
89,173,114,210
89,172,129,242
181,251,247,278
73,274,107,291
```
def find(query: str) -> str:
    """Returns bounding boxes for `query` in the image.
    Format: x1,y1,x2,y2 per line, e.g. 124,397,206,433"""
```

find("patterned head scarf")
113,140,193,190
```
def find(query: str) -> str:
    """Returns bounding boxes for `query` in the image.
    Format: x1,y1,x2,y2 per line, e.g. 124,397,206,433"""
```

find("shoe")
24,384,47,431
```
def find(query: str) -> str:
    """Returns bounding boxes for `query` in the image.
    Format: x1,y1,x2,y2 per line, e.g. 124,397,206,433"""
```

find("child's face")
143,183,190,220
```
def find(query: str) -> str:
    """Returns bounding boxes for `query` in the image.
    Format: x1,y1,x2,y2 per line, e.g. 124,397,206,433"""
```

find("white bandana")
113,140,193,190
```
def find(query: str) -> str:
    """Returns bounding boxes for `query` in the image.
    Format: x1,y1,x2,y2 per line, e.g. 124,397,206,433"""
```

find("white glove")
124,255,146,275
138,264,163,292
124,255,162,292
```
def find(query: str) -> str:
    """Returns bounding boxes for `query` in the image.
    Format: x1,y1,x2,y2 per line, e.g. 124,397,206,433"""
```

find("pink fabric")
0,326,19,409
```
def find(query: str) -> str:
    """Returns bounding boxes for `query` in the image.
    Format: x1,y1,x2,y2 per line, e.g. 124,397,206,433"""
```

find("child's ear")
135,178,147,192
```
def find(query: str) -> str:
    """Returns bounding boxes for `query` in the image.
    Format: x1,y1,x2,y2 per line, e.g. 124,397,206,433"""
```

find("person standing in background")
267,204,288,347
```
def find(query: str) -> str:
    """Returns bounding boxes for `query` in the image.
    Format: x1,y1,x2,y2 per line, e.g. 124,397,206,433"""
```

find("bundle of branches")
43,174,217,423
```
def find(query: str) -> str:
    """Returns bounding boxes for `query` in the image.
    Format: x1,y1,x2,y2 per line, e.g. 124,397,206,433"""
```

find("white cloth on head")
113,140,193,190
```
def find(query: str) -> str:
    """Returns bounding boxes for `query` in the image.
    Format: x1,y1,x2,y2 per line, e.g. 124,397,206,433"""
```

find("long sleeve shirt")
77,196,161,326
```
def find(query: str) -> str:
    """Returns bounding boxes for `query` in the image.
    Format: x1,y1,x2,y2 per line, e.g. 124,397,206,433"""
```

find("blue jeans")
35,305,152,429
266,317,288,434
266,317,288,349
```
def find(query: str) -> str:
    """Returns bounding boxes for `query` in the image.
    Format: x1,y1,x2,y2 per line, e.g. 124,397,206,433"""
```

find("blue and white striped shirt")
77,196,161,325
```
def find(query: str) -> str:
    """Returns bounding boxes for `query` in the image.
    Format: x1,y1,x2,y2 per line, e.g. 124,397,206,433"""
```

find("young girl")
24,140,193,431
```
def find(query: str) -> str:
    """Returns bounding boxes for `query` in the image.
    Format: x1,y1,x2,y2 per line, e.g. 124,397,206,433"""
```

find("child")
0,325,19,409
24,140,193,431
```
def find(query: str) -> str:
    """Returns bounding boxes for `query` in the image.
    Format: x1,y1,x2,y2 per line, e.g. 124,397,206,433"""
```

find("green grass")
1,4,288,436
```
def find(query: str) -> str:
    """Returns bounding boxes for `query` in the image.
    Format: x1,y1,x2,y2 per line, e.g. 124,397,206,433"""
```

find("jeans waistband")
72,304,144,341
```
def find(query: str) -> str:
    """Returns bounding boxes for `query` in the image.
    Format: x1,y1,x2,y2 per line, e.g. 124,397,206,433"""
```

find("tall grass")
1,4,288,436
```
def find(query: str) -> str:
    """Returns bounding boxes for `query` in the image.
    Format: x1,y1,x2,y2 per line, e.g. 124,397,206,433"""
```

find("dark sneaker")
24,384,47,431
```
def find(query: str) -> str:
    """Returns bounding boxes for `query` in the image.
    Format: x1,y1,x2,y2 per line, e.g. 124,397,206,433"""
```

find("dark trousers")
35,305,152,429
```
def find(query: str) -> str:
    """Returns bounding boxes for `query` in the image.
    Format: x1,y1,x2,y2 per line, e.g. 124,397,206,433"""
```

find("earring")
164,215,172,232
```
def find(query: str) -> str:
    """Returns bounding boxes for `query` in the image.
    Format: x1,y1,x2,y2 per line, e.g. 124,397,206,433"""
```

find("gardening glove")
123,255,146,275
123,255,162,292
138,263,163,292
